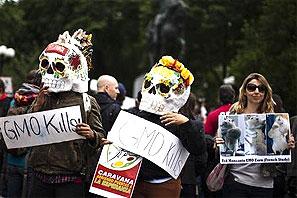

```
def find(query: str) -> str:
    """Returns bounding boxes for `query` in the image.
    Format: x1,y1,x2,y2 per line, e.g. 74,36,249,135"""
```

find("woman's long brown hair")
230,73,274,114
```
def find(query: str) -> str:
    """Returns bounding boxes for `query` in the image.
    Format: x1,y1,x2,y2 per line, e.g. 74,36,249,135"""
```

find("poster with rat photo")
218,113,291,164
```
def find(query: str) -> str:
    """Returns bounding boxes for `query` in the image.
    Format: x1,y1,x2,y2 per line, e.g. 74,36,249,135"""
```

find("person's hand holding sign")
288,134,295,149
76,123,95,139
33,83,49,111
76,123,112,146
160,112,189,126
214,136,225,149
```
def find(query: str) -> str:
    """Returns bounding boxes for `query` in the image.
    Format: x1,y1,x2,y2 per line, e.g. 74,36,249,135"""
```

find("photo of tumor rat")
219,115,241,156
244,114,267,155
267,114,290,155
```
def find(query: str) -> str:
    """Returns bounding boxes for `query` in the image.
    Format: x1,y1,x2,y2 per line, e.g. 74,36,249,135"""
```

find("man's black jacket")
94,92,121,133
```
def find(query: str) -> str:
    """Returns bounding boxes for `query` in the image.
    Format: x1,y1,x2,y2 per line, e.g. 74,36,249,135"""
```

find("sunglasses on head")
246,83,266,93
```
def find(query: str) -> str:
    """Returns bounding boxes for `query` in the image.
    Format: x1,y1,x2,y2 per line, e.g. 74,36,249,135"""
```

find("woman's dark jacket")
181,118,207,184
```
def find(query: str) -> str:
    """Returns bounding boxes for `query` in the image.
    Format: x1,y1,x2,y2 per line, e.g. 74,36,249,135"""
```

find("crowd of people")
0,29,296,198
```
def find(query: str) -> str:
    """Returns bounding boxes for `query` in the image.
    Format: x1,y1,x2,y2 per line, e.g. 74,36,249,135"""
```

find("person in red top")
204,84,235,136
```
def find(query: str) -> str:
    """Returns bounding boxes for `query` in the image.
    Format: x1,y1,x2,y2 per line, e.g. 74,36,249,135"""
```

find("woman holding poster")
215,73,295,198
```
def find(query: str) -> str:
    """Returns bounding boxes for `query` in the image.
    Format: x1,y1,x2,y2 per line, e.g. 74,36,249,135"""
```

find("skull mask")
139,56,194,115
38,29,92,93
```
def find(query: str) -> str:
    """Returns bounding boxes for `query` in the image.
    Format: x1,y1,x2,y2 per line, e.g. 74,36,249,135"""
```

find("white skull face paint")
139,56,194,115
38,30,92,93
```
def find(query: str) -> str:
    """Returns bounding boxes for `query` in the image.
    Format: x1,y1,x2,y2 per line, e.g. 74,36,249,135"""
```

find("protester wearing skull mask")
131,56,206,197
27,29,109,198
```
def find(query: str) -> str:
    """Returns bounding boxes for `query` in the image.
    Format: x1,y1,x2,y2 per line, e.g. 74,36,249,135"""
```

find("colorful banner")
218,113,291,164
89,144,142,198
0,105,85,149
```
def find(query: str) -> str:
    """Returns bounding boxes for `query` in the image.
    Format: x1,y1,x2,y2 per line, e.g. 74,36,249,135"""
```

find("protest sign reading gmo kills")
1,111,80,140
0,106,84,149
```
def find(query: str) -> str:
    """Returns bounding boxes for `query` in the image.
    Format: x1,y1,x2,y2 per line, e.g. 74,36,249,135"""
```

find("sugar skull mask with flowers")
38,29,93,93
139,56,194,115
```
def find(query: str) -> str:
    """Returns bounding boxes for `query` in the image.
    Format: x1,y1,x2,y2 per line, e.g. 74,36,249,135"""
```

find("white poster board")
218,113,291,164
107,111,190,179
0,105,85,149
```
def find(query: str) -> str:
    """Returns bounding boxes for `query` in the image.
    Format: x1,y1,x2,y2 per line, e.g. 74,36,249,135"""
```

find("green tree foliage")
0,0,153,92
185,0,263,107
230,0,297,115
0,0,29,82
0,0,296,114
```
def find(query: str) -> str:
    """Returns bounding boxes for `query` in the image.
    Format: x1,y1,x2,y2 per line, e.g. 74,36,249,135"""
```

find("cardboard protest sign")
107,111,190,179
0,105,85,149
89,144,142,198
218,113,291,164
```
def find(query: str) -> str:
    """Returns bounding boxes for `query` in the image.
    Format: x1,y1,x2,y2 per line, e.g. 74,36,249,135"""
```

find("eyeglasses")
246,83,266,93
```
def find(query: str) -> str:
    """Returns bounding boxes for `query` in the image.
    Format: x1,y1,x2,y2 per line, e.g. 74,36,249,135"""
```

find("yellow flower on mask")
181,68,194,86
181,68,190,79
152,66,175,79
188,73,194,85
157,56,194,87
159,56,175,67
159,56,184,72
